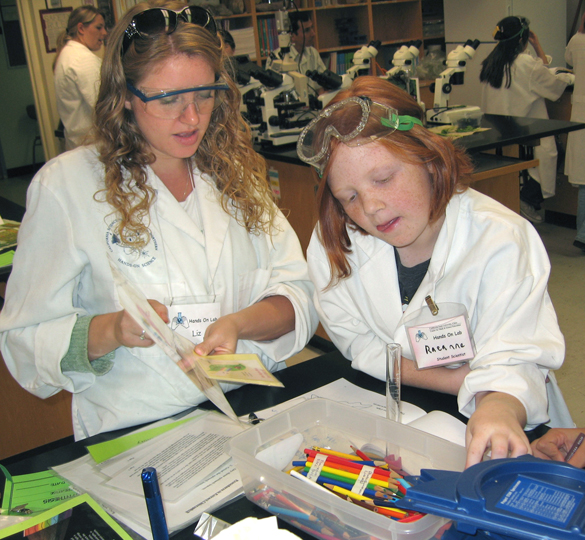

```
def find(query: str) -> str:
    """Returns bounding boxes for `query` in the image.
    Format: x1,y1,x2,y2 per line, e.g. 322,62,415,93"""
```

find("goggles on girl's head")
493,16,530,41
121,5,217,56
296,96,423,176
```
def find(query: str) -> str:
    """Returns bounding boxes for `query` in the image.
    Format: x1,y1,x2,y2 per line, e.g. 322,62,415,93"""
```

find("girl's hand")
531,428,585,468
465,392,530,468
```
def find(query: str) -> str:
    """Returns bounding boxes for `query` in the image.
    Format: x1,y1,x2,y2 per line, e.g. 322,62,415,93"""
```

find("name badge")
166,296,221,345
404,301,476,369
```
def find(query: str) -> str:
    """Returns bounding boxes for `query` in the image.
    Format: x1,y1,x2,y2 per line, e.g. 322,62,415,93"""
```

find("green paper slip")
0,493,134,540
86,413,200,463
0,250,14,268
0,467,78,516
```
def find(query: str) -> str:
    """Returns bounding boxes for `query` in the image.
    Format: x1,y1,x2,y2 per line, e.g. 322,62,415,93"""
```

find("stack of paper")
230,27,256,60
53,411,246,540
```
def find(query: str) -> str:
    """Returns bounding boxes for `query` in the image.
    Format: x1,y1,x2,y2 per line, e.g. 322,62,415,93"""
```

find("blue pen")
141,467,169,540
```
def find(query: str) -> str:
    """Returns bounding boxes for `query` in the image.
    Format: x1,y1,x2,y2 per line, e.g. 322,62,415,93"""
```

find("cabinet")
216,0,434,72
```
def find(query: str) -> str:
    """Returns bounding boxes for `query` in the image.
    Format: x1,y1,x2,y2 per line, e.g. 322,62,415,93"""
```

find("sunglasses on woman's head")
121,5,217,56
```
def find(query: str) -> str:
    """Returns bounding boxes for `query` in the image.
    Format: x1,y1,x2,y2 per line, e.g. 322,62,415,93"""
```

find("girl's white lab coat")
53,41,102,150
307,189,573,429
481,52,573,198
565,32,585,185
0,147,319,439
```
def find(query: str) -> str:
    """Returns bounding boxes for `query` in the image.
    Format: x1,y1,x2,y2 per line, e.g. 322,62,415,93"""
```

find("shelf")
225,0,430,70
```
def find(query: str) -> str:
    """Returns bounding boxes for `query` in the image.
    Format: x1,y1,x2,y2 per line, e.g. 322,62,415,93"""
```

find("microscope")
308,40,381,109
231,54,310,146
425,39,481,124
381,40,423,107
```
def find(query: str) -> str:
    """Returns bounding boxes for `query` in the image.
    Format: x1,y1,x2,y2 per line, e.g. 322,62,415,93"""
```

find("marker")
565,432,585,463
141,467,169,540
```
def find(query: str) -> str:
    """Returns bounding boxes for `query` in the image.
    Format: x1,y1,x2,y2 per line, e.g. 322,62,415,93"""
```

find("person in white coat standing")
565,12,585,253
299,77,573,469
480,16,574,224
0,0,318,440
53,6,108,150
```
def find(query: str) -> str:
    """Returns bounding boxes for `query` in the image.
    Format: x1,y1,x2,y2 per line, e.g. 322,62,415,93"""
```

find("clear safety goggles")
297,96,423,176
127,82,229,119
121,6,217,56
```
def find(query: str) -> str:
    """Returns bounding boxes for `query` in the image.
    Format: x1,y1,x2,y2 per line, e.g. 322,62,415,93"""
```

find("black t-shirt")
394,249,430,308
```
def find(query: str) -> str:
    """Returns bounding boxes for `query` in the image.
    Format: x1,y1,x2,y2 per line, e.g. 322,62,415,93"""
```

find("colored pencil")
304,449,399,478
305,472,397,500
350,445,371,462
306,465,399,490
304,457,399,484
323,483,372,501
309,447,388,468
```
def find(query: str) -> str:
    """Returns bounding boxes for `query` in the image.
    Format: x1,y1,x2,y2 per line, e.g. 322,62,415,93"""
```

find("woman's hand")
531,428,585,468
465,392,530,468
194,315,239,357
194,296,295,357
88,300,169,360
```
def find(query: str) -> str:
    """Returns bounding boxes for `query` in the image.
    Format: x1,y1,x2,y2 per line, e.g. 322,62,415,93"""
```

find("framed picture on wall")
39,7,71,53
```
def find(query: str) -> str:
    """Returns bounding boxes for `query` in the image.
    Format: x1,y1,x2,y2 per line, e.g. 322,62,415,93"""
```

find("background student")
0,0,318,440
219,29,236,56
53,6,108,150
300,77,573,468
479,16,574,224
265,11,326,76
564,12,585,253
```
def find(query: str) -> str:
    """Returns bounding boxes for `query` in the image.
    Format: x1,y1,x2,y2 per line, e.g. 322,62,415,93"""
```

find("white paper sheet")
101,412,243,502
53,412,246,540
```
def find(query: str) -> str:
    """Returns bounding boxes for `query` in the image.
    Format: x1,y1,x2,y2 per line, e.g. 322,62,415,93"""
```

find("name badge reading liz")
405,304,475,369
167,302,221,345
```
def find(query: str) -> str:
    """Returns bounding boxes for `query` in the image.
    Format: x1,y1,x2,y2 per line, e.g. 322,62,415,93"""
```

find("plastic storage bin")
227,398,467,540
448,108,483,129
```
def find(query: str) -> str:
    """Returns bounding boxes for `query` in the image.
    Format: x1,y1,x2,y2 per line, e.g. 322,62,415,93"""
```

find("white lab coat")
53,40,102,150
307,189,573,429
0,146,319,439
481,52,573,198
565,32,585,185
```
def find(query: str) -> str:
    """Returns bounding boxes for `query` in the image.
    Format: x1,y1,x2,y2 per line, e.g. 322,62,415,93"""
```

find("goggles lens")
127,82,229,119
122,6,217,56
297,96,423,175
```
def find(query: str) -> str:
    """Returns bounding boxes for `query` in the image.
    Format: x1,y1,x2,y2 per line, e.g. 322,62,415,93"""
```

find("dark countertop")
256,114,585,165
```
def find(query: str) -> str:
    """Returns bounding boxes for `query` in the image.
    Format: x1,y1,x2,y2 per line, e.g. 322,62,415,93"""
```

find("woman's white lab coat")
53,41,102,150
481,52,573,198
307,189,572,429
0,147,318,439
565,32,585,185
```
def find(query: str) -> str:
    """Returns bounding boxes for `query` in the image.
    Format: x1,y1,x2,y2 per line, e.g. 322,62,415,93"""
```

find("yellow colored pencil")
323,483,373,502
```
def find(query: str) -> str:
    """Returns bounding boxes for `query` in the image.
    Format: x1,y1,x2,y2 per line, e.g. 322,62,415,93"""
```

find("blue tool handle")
142,467,169,540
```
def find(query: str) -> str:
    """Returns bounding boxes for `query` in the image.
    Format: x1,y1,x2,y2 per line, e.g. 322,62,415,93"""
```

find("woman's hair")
93,0,274,248
480,16,530,89
53,6,104,70
315,77,474,286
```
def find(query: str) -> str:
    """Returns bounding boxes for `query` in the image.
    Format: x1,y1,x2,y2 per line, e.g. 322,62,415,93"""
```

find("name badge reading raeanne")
404,301,476,369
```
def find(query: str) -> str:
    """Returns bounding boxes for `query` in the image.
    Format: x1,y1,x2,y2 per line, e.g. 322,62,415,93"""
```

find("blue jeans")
577,185,585,244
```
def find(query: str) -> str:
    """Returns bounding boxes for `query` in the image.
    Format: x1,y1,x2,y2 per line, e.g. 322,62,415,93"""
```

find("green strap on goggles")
382,114,424,131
